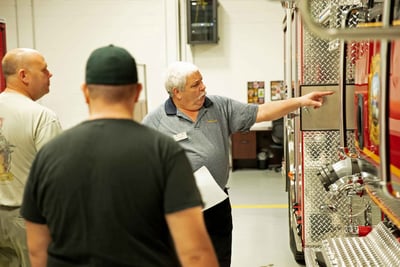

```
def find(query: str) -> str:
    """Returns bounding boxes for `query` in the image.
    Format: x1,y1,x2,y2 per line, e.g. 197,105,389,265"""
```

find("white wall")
191,0,285,102
0,0,285,129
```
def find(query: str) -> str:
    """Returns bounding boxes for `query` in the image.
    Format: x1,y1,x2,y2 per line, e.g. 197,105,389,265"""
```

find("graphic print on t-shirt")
0,117,14,182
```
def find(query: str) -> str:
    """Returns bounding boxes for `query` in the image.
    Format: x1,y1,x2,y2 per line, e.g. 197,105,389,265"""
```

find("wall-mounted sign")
270,80,285,101
247,81,265,104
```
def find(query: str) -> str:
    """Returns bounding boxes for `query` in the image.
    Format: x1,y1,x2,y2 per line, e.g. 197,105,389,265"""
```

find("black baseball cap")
85,44,138,85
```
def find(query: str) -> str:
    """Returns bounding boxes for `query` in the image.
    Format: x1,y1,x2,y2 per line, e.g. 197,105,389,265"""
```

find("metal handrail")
298,0,400,40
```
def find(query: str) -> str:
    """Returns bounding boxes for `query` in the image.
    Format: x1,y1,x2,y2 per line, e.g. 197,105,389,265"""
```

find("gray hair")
164,61,199,96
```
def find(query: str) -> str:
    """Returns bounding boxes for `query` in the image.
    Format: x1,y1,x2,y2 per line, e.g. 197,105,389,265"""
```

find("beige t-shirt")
0,91,62,206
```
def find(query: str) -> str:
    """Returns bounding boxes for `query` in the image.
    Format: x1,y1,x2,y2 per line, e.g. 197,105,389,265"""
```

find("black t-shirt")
21,119,203,267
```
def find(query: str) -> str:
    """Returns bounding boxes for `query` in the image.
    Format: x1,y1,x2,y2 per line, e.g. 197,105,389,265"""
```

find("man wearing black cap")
20,45,218,267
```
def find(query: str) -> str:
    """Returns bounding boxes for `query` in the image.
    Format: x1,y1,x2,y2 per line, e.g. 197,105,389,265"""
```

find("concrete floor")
228,169,305,267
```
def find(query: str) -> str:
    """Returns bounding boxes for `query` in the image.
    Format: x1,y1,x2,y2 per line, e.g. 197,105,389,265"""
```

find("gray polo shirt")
142,95,258,189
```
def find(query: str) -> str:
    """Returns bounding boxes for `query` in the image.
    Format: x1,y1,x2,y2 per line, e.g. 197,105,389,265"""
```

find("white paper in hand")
194,166,228,210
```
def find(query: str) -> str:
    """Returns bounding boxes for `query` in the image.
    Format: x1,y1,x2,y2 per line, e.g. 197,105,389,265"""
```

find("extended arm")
256,90,334,122
166,206,219,267
25,220,51,267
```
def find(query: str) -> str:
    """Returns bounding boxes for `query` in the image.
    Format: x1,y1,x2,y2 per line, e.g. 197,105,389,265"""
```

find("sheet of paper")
194,166,228,211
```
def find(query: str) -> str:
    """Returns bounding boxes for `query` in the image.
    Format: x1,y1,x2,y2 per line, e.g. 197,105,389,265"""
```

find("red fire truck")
281,0,400,265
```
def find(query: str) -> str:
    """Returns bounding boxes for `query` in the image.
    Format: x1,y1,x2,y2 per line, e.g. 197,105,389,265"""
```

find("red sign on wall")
0,19,7,92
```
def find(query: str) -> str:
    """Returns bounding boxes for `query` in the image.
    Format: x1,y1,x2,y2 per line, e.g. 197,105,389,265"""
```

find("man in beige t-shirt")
0,48,62,267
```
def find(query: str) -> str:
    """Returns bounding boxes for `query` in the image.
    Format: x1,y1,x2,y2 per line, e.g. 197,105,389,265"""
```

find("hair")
87,84,137,103
1,48,39,80
164,61,199,97
2,50,22,79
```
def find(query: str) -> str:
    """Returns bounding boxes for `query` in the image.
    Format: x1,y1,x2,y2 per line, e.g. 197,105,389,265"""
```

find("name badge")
173,132,188,142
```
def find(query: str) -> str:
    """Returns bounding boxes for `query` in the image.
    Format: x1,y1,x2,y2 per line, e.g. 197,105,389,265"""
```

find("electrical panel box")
187,0,218,44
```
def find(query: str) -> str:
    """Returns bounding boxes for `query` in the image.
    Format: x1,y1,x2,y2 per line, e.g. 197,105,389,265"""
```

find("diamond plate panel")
302,1,363,85
303,30,339,85
303,131,381,246
300,0,380,248
303,0,338,85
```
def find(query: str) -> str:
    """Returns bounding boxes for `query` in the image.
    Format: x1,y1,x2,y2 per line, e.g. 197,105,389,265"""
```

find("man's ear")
81,84,90,104
172,87,182,100
19,69,29,84
134,83,143,103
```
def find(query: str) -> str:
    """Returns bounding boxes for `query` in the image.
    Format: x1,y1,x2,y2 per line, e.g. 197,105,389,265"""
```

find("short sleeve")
20,154,47,224
162,141,203,214
211,96,258,133
35,110,62,151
